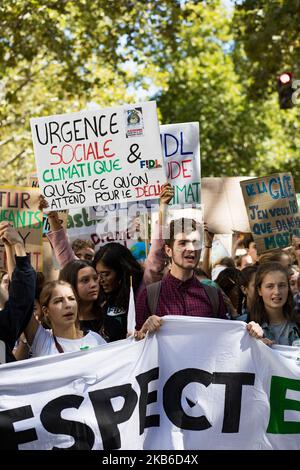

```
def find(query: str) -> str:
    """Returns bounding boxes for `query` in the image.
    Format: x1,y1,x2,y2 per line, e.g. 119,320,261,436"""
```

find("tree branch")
0,136,14,148
6,150,25,166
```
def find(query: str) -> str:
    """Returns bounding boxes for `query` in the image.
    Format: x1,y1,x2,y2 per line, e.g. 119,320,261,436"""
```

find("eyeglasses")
97,272,110,280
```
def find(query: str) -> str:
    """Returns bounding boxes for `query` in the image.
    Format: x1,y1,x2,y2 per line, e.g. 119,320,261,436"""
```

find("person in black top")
0,222,36,363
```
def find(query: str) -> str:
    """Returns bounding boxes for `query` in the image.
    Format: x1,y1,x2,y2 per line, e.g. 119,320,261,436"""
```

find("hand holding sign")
0,221,10,242
203,222,214,248
47,211,63,232
160,183,174,205
38,194,49,212
0,223,23,246
0,221,12,245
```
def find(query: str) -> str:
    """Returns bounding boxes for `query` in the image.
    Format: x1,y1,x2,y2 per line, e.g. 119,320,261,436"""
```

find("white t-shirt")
31,324,107,358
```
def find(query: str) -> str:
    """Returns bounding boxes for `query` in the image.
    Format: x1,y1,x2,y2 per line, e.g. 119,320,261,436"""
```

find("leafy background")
0,1,299,189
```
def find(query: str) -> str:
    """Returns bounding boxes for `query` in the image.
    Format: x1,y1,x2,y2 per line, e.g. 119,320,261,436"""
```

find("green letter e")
268,376,300,434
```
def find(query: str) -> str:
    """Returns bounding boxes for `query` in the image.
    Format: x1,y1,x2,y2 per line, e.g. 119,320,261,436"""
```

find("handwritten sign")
30,102,165,210
240,173,300,253
160,122,200,205
67,204,149,248
0,187,43,270
89,176,249,235
28,173,40,188
88,121,200,223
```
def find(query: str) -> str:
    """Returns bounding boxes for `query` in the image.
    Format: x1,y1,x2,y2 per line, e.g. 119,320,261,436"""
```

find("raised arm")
38,195,76,269
0,221,16,279
0,225,36,360
202,224,214,277
46,211,76,268
143,183,174,285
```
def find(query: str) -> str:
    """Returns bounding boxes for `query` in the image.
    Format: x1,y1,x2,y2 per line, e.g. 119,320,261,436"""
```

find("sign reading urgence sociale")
30,102,165,211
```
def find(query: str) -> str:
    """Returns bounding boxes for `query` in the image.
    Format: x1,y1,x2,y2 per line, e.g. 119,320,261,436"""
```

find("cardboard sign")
30,101,165,210
160,122,200,205
211,234,233,263
0,187,43,271
27,173,40,188
67,203,148,249
90,176,249,235
67,207,105,246
240,173,300,253
201,177,251,233
87,121,200,223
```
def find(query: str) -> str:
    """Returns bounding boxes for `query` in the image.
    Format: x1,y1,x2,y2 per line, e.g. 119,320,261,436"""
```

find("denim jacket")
262,321,300,346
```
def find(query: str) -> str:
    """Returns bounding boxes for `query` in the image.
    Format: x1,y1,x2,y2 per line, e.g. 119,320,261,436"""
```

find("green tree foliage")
233,0,300,98
0,1,299,189
232,0,300,188
154,1,300,188
0,0,182,185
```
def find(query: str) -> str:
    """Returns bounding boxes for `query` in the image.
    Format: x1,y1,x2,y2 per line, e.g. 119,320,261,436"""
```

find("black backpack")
146,280,220,316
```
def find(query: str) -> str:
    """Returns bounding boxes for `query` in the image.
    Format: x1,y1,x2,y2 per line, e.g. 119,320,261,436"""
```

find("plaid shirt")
135,272,227,330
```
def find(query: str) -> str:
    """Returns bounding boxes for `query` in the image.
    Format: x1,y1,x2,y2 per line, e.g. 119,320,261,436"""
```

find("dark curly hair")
93,242,143,310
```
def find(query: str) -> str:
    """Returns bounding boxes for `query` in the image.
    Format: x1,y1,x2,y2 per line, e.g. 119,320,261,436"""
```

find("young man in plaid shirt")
135,218,227,338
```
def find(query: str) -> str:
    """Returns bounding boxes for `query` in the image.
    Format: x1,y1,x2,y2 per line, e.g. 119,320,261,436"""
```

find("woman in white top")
25,280,106,357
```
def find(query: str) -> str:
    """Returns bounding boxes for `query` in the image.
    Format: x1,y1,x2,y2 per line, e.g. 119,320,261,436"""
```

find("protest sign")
88,199,153,240
0,187,43,271
240,173,300,253
67,206,130,248
0,317,299,450
86,121,200,236
31,101,165,210
88,122,200,215
211,234,232,263
201,177,251,233
160,122,200,205
89,175,246,240
27,173,40,188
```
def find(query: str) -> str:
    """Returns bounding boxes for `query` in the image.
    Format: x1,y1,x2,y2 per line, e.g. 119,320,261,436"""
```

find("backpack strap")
200,282,220,317
146,281,162,315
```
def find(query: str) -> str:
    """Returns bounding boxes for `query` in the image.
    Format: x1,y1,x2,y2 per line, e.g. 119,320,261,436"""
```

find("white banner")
0,318,299,450
30,102,165,210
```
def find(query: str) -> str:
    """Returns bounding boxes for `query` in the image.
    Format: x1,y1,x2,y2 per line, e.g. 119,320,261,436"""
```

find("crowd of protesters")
0,182,300,366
